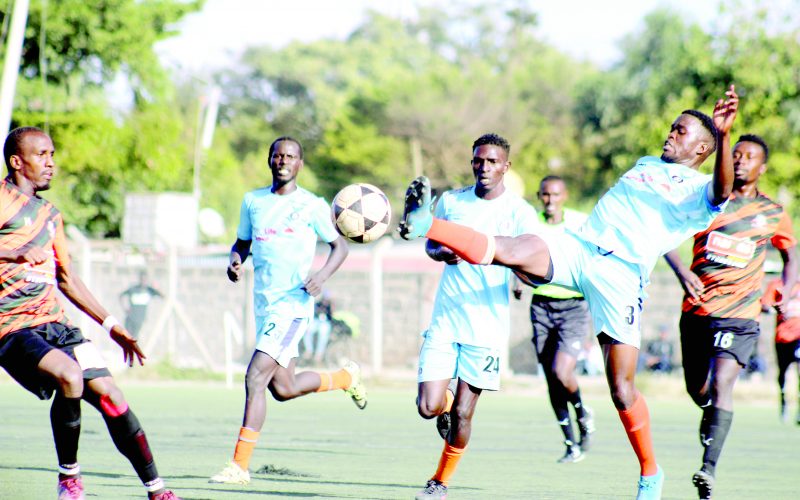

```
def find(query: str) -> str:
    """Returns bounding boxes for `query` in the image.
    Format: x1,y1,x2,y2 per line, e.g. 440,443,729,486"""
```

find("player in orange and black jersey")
665,134,798,499
0,127,179,500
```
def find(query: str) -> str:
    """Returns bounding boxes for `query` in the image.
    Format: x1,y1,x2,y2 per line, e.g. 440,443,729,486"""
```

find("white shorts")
254,312,310,367
417,331,502,391
546,231,646,348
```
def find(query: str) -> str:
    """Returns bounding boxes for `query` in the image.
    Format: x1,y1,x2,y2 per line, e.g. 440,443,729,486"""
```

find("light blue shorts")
255,312,310,367
545,230,646,348
417,331,502,390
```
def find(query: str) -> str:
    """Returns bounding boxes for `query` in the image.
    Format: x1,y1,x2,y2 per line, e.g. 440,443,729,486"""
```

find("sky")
155,0,721,73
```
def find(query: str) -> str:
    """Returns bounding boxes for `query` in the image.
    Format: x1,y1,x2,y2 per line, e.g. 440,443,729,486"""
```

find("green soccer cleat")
209,462,250,485
342,360,368,410
692,469,714,500
415,479,448,500
398,176,434,240
636,465,664,500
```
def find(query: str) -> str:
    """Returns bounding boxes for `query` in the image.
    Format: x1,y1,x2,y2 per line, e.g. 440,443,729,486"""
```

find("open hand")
110,325,146,367
713,84,739,135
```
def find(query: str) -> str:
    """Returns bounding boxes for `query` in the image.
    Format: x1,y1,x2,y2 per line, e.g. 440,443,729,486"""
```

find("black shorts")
0,322,111,400
776,340,800,368
679,313,760,368
531,297,590,359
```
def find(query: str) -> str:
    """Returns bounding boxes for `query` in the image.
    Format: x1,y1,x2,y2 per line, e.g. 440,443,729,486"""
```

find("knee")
268,383,293,402
451,403,474,424
417,399,440,419
55,363,84,395
609,380,637,409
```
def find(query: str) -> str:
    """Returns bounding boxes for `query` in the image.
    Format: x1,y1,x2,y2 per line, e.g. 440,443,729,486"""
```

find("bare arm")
227,238,252,283
303,236,350,297
57,263,145,366
710,85,739,205
664,249,703,300
776,246,799,314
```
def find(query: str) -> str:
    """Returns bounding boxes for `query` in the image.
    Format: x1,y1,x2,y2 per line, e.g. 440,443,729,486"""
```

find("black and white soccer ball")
331,183,391,243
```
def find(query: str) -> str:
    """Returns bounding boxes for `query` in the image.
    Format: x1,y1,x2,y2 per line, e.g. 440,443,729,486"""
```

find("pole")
0,0,30,139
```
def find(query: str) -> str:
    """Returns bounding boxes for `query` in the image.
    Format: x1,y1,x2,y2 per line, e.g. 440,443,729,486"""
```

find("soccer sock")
51,395,82,474
617,394,658,476
568,389,587,419
431,442,466,486
426,219,495,265
232,427,260,471
315,368,352,392
700,406,733,476
549,386,576,444
103,406,163,491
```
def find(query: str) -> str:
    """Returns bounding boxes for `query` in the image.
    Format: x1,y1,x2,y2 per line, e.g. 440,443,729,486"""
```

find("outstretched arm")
57,263,145,366
710,84,739,205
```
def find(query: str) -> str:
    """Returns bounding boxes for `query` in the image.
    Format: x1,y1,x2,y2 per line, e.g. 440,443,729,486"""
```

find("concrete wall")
67,238,779,376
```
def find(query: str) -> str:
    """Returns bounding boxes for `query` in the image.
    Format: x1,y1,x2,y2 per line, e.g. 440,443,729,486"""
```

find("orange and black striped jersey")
0,178,70,338
682,192,796,320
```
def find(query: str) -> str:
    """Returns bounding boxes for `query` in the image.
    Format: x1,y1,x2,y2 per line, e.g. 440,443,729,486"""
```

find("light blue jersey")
578,156,724,275
427,186,539,348
533,208,588,299
236,187,339,322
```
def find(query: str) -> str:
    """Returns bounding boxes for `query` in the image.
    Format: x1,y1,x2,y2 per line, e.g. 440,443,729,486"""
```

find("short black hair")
472,133,510,156
737,134,769,162
681,109,717,153
540,174,564,185
268,136,303,160
4,126,45,169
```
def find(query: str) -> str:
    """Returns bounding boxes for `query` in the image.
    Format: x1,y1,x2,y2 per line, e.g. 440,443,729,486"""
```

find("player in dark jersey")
664,134,798,499
762,278,800,424
0,127,179,500
513,176,595,463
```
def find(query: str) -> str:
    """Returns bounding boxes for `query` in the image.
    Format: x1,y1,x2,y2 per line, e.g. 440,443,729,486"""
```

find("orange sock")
427,219,495,265
444,388,454,413
618,394,658,476
232,427,260,471
316,369,352,392
431,442,465,486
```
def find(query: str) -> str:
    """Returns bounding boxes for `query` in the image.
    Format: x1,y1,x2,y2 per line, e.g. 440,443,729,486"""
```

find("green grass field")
1,374,798,499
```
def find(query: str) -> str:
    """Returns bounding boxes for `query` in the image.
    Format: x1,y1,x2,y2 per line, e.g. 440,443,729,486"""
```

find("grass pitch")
0,374,798,499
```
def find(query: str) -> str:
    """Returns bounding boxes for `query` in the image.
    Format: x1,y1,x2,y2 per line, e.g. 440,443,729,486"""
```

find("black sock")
51,395,81,472
700,406,733,476
568,389,586,419
550,388,575,445
104,409,161,487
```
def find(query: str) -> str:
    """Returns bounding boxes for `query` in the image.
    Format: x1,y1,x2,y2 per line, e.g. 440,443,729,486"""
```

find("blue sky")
155,0,720,73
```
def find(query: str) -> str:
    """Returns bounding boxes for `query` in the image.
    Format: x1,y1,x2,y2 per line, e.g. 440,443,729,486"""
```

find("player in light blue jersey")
414,133,539,500
401,86,739,500
210,137,366,487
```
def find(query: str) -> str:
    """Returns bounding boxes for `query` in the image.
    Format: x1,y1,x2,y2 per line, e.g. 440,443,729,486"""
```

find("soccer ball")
331,183,391,243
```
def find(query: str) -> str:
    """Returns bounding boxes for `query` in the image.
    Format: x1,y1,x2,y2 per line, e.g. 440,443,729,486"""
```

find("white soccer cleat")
209,461,250,485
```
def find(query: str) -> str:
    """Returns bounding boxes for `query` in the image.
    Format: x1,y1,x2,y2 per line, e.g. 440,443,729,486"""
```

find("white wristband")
102,315,120,333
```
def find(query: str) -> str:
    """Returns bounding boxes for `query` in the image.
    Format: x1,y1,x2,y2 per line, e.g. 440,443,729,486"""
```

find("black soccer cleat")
398,176,433,240
692,469,714,499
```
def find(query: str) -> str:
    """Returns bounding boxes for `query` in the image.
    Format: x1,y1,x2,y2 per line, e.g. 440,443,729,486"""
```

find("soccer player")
209,136,366,486
664,134,797,499
763,276,800,424
414,133,539,500
119,270,163,340
400,86,740,500
513,175,595,463
0,127,179,500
